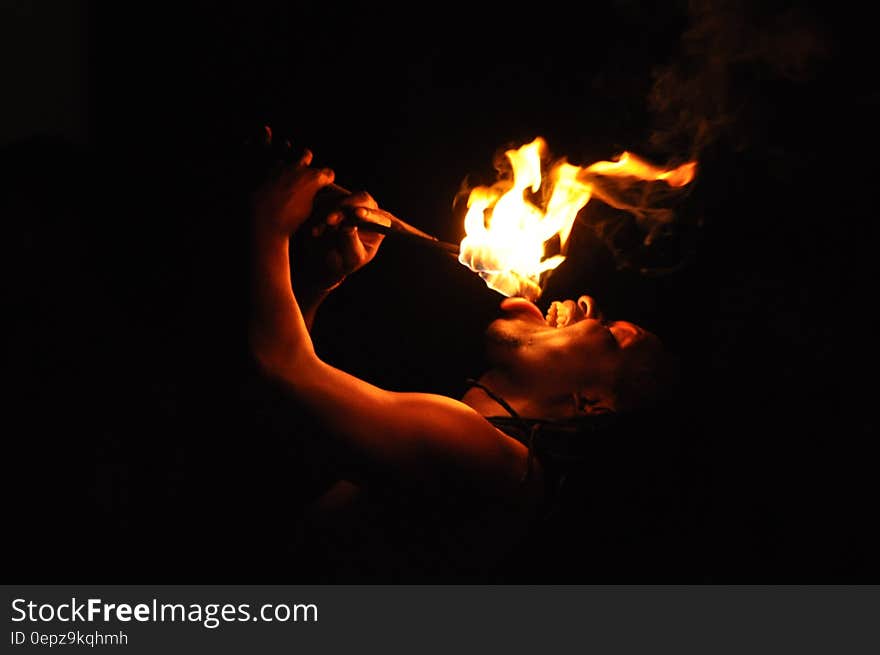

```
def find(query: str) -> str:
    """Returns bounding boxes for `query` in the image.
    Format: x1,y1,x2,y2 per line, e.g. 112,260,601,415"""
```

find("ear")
573,392,614,416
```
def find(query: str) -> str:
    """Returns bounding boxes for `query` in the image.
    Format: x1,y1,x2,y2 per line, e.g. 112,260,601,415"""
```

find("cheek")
558,328,621,372
572,323,619,353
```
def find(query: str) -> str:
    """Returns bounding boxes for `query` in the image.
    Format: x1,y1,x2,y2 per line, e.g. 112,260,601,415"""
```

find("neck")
463,368,621,419
462,370,570,419
461,372,518,417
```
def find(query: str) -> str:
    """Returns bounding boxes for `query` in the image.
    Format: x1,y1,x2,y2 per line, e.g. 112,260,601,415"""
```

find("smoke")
588,0,829,275
649,0,829,158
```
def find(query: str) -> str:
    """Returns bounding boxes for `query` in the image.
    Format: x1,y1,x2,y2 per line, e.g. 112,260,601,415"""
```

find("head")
477,295,677,419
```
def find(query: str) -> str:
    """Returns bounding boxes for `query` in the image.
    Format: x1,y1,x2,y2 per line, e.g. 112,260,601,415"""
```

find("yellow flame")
457,138,697,299
585,151,696,187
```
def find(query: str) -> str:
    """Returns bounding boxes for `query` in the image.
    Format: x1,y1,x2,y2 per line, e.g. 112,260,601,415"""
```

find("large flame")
457,137,697,300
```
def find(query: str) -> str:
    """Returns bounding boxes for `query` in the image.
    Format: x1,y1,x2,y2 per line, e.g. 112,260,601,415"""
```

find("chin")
485,319,524,351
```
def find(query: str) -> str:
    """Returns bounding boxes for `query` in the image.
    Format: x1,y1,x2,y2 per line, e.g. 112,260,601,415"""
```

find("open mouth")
500,297,612,332
499,297,546,323
545,300,587,328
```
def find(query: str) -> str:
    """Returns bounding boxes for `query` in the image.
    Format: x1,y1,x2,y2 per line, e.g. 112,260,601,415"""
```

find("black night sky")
3,2,878,581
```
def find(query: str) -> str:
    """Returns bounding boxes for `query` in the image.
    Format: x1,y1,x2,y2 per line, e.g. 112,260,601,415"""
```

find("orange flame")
457,138,697,300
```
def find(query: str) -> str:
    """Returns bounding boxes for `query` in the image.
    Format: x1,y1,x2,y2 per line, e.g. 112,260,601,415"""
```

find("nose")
577,295,604,321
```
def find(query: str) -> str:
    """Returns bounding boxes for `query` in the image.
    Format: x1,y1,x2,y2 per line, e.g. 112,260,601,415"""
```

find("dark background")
3,1,877,581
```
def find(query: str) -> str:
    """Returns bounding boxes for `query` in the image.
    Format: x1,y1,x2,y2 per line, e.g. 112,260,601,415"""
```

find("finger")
305,166,334,185
278,160,328,187
357,228,385,253
339,227,369,271
339,190,379,210
291,167,334,194
298,149,313,167
358,207,435,240
354,206,392,228
311,210,344,238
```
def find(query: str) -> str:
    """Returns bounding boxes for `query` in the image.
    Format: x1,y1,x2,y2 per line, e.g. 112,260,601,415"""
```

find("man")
249,150,676,579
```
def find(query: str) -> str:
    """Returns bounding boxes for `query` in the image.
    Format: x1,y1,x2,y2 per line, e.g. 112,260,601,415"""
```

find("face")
485,295,661,403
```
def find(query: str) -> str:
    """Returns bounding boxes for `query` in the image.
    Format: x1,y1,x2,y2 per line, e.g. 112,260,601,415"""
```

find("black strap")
465,378,535,484
464,378,522,420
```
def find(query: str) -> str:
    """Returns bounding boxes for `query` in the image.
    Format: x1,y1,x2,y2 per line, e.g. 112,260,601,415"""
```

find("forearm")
293,283,332,332
249,228,317,371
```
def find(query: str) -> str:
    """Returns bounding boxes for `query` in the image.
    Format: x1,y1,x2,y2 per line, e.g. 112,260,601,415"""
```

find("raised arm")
249,152,540,504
